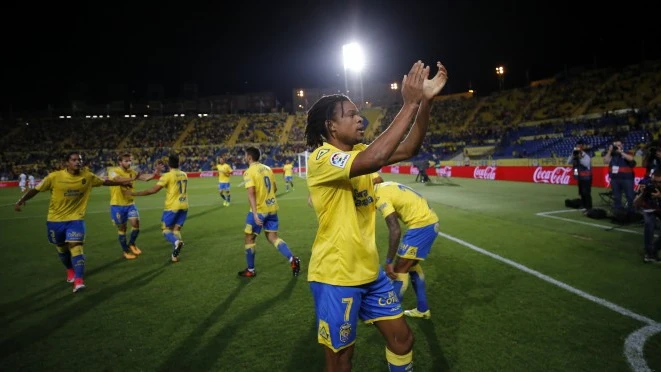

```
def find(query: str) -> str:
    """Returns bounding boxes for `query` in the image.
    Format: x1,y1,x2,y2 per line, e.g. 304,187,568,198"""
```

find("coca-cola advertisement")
533,167,572,185
436,166,452,177
473,166,497,180
377,165,646,188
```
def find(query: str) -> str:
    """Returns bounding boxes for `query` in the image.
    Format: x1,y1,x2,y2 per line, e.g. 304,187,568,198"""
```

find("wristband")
385,258,393,264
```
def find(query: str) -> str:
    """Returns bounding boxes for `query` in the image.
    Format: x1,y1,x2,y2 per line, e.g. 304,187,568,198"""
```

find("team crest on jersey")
316,148,330,160
339,322,352,343
81,178,87,185
318,321,330,341
330,152,350,168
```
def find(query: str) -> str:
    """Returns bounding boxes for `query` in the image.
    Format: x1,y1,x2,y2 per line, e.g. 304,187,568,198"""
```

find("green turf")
1,174,659,371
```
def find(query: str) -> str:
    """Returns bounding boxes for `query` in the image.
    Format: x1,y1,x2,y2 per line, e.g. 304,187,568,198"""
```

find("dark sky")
3,0,659,112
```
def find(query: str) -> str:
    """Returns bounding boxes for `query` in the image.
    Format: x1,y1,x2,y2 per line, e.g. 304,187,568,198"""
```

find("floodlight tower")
343,42,365,108
496,66,505,91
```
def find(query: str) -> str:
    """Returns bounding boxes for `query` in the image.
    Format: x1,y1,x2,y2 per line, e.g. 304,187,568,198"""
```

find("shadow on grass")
158,277,297,371
0,258,126,323
284,318,322,370
0,263,168,359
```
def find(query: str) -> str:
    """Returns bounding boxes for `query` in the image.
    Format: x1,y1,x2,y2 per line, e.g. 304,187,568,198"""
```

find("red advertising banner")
378,165,647,189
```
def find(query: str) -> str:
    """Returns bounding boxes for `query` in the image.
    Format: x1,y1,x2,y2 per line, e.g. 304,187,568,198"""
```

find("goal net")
296,150,310,178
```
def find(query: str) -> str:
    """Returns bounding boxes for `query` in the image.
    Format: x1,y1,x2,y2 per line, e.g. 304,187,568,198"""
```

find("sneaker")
129,244,142,255
123,252,137,260
66,269,75,283
171,255,179,263
291,256,301,277
238,268,256,277
172,240,184,257
643,255,660,263
404,308,431,319
73,278,86,293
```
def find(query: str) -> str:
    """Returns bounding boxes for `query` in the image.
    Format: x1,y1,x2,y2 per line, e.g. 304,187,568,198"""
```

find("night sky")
3,0,659,112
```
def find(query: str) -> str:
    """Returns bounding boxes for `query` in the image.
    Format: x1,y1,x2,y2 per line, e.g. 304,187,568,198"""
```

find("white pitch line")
536,209,643,235
437,231,660,372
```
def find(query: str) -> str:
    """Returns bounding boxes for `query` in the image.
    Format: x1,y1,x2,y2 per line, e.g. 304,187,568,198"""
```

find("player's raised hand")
401,61,427,105
423,61,448,100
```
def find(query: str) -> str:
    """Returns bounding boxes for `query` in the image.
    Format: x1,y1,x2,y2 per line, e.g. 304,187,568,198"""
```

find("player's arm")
387,62,448,164
127,184,163,197
137,160,165,181
349,61,426,178
384,212,401,280
103,179,132,187
14,189,39,212
246,186,263,226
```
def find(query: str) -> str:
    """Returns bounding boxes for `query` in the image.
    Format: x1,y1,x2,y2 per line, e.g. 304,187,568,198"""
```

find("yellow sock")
385,347,413,371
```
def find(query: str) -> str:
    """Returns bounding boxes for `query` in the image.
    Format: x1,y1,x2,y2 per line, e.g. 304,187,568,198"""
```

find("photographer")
566,140,592,210
634,171,661,263
603,139,636,211
643,143,661,178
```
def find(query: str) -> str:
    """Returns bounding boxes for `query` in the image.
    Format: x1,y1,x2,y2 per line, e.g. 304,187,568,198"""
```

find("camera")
572,149,581,157
611,144,621,156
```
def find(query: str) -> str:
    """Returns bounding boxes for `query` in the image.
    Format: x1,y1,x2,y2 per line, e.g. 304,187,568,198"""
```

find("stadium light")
130,115,136,118
66,116,71,119
86,115,91,118
297,90,304,97
496,66,505,91
144,114,148,118
124,115,130,118
343,43,365,72
390,83,398,90
174,114,179,117
342,42,366,108
59,116,64,119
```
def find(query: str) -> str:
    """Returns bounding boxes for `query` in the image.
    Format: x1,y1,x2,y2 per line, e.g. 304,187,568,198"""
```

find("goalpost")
296,150,310,178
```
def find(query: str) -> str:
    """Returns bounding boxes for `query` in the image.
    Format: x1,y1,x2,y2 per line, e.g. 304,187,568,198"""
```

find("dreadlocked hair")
305,94,349,149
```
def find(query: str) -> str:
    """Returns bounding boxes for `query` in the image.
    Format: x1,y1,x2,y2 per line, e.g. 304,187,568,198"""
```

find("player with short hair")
305,60,447,371
238,147,301,277
283,159,294,191
126,154,188,263
217,157,232,206
14,152,132,293
374,179,439,320
108,153,163,260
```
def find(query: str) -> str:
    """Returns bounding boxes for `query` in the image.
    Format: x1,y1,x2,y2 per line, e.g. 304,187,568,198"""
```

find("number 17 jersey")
157,169,189,211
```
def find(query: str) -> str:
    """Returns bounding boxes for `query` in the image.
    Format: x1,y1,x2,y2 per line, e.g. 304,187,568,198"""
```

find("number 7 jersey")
243,162,278,214
157,169,189,211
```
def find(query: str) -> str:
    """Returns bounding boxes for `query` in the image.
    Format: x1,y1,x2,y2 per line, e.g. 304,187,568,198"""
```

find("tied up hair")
305,94,350,149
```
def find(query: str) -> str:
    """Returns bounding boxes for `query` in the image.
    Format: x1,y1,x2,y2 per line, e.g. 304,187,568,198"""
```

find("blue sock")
71,254,85,279
163,230,178,245
227,194,231,203
273,238,293,260
410,265,428,312
220,194,227,201
57,250,73,269
393,273,410,302
129,229,139,245
118,232,130,252
245,244,256,269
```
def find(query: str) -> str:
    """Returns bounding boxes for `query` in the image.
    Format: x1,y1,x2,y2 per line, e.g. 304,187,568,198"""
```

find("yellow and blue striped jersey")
374,181,438,228
36,169,105,221
108,166,136,206
283,164,294,177
306,142,378,286
157,169,189,211
243,162,278,214
217,163,232,183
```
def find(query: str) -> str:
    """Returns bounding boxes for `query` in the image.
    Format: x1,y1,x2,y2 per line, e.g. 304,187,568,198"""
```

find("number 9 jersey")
243,162,278,214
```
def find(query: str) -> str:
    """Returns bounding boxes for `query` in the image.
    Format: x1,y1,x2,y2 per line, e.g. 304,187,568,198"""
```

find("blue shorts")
284,176,293,182
397,222,439,261
110,205,139,225
310,270,403,351
161,210,188,229
46,220,86,245
218,182,230,191
244,212,279,235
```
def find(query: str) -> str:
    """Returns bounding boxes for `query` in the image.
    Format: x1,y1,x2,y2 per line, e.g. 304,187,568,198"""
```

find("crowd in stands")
3,60,661,180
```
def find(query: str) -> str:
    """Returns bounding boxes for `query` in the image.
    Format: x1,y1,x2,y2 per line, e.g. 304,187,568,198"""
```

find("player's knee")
388,326,414,355
325,347,353,372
